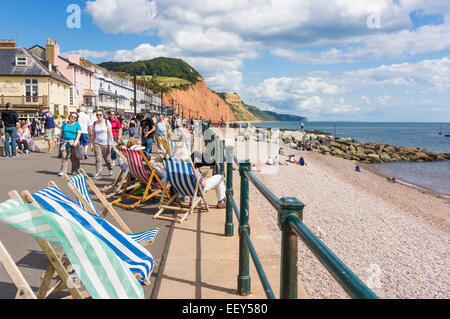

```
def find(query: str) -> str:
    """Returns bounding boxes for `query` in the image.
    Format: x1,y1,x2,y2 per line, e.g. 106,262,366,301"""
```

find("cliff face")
164,78,235,122
224,93,260,122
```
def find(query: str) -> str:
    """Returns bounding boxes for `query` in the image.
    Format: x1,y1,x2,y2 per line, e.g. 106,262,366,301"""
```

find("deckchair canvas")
0,195,144,299
63,170,159,246
29,185,155,286
153,157,210,223
112,147,171,210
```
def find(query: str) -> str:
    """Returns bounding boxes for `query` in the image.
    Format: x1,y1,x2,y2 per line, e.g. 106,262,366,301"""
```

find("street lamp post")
115,90,118,113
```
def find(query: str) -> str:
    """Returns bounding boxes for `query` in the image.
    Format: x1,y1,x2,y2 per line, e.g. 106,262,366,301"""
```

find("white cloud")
86,0,157,34
298,96,323,111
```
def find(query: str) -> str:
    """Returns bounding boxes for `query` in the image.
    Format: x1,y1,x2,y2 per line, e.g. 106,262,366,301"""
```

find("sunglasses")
96,114,103,117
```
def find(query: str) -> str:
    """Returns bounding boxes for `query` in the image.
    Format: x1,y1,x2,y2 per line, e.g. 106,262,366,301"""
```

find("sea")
251,121,450,196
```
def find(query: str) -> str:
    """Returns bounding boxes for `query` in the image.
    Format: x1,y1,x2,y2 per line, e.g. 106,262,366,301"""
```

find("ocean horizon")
251,121,450,196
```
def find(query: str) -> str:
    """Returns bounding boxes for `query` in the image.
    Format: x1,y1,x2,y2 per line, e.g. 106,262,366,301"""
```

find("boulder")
367,153,381,162
319,145,332,153
380,152,391,162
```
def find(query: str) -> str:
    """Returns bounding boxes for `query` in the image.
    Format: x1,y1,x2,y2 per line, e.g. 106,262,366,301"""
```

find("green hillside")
99,57,202,84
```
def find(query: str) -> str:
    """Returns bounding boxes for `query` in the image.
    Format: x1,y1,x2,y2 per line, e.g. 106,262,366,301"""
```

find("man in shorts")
40,107,55,154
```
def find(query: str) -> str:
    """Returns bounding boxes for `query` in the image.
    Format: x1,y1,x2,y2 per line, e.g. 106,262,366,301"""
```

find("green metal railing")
208,132,378,299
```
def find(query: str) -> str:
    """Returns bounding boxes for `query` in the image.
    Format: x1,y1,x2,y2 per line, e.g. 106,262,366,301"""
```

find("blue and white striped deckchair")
31,186,155,285
64,170,159,246
0,198,144,299
153,157,209,223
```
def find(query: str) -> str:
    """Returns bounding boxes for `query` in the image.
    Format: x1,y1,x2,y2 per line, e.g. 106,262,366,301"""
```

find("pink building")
33,39,96,113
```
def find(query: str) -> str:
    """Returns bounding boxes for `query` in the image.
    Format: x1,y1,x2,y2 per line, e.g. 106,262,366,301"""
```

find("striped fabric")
0,199,144,299
68,173,160,245
164,157,200,197
69,173,99,215
169,141,190,159
32,187,155,284
122,148,150,185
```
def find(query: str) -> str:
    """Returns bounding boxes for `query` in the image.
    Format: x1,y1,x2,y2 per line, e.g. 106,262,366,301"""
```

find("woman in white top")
90,110,115,180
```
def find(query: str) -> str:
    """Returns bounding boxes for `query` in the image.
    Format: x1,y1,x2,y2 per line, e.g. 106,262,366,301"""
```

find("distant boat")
439,126,443,135
445,134,450,137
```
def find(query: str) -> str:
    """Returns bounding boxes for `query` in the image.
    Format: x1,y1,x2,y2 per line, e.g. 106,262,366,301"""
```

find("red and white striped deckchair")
111,147,171,210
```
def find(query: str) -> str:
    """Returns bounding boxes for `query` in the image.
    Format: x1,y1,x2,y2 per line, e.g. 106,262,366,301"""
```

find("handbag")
74,143,84,160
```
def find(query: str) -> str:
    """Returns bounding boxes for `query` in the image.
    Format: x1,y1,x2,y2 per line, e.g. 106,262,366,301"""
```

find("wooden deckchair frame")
101,145,141,199
0,240,37,299
8,189,88,300
111,148,171,210
156,134,171,158
153,158,210,224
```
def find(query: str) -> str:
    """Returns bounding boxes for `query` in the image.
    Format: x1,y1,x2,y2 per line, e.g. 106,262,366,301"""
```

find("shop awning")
83,89,98,97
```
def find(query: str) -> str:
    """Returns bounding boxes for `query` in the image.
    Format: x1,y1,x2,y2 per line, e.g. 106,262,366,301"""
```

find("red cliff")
163,78,235,122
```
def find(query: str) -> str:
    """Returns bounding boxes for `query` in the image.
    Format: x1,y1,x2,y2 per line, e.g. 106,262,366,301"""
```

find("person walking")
40,107,56,154
107,111,122,164
58,112,82,176
77,106,92,159
128,116,137,138
137,113,156,160
1,102,19,157
90,110,114,179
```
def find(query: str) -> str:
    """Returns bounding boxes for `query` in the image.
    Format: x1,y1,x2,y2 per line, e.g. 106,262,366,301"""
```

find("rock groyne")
239,125,450,163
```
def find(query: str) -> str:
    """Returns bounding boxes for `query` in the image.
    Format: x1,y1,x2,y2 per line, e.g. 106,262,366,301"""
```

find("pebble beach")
245,142,450,299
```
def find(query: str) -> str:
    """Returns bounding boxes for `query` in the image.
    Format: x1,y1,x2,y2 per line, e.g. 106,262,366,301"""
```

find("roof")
0,47,73,86
58,55,94,74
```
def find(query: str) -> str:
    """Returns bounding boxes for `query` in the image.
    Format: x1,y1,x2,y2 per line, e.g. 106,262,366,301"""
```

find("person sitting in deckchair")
194,169,226,209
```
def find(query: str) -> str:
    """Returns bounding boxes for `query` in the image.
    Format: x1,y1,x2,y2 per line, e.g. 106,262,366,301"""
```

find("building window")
69,87,75,106
15,56,28,67
25,79,38,103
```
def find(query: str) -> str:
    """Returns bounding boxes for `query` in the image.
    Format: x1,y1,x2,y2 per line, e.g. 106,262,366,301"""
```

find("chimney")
68,53,80,65
0,40,16,48
45,38,60,66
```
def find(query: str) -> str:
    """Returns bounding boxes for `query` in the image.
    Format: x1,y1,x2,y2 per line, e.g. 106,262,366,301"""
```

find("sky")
1,0,450,122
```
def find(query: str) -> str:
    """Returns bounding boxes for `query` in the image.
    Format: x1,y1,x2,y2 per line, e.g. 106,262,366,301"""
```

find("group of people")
1,103,41,157
1,102,227,208
263,147,307,167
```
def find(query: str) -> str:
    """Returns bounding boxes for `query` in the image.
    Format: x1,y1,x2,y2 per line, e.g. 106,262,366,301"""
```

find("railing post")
238,160,251,295
278,197,304,299
219,140,225,176
225,146,234,237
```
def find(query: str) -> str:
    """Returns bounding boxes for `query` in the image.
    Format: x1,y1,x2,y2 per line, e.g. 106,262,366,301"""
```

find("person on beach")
77,106,92,160
299,157,305,166
40,107,56,154
1,103,19,157
137,113,156,160
90,110,114,180
58,112,82,176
